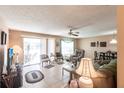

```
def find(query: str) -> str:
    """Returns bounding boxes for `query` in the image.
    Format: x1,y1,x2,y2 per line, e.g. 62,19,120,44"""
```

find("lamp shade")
76,58,105,78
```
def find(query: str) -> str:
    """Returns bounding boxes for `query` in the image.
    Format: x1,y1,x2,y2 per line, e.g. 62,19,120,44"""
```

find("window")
61,40,74,57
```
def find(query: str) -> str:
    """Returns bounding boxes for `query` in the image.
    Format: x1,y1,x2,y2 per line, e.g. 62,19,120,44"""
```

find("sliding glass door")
23,38,41,66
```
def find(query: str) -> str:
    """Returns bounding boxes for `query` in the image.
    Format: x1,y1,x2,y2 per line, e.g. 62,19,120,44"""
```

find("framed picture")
1,31,7,45
100,42,107,47
91,42,96,47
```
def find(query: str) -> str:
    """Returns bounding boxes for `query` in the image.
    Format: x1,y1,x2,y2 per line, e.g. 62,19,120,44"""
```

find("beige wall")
117,6,124,88
76,35,117,59
9,30,76,63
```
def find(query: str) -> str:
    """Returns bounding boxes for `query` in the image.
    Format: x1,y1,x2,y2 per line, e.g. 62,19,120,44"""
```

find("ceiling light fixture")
110,38,117,44
110,32,117,44
62,37,74,43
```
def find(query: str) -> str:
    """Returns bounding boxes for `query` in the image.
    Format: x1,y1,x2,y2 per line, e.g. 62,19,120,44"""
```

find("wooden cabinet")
1,64,23,88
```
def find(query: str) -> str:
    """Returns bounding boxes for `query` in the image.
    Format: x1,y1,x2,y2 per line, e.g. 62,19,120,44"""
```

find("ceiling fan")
67,23,93,36
68,26,79,36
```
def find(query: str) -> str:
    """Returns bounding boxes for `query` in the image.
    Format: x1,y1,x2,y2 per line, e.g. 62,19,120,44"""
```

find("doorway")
23,38,41,66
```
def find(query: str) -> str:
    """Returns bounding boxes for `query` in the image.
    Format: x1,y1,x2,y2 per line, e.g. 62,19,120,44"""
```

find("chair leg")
42,62,43,67
62,68,64,78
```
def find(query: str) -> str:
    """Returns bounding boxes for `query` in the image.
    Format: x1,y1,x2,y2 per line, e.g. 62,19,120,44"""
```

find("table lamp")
12,45,22,64
75,58,105,88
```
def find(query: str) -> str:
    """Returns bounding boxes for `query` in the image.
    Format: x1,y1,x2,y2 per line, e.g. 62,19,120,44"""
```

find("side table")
62,64,76,82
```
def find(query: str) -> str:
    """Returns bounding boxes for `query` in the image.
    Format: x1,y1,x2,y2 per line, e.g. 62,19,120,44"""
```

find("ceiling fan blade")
71,33,79,36
75,32,79,34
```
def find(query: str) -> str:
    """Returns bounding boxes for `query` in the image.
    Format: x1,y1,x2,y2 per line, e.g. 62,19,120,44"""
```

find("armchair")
40,54,50,67
55,52,63,63
70,49,85,66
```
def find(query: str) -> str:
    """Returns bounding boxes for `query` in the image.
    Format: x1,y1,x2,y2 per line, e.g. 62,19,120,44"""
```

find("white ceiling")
0,5,117,38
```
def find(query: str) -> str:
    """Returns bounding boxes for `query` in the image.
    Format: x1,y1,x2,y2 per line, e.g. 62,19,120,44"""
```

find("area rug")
44,64,54,69
25,70,44,83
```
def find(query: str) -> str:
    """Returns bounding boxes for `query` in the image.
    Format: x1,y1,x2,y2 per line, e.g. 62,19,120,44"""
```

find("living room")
0,5,119,88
